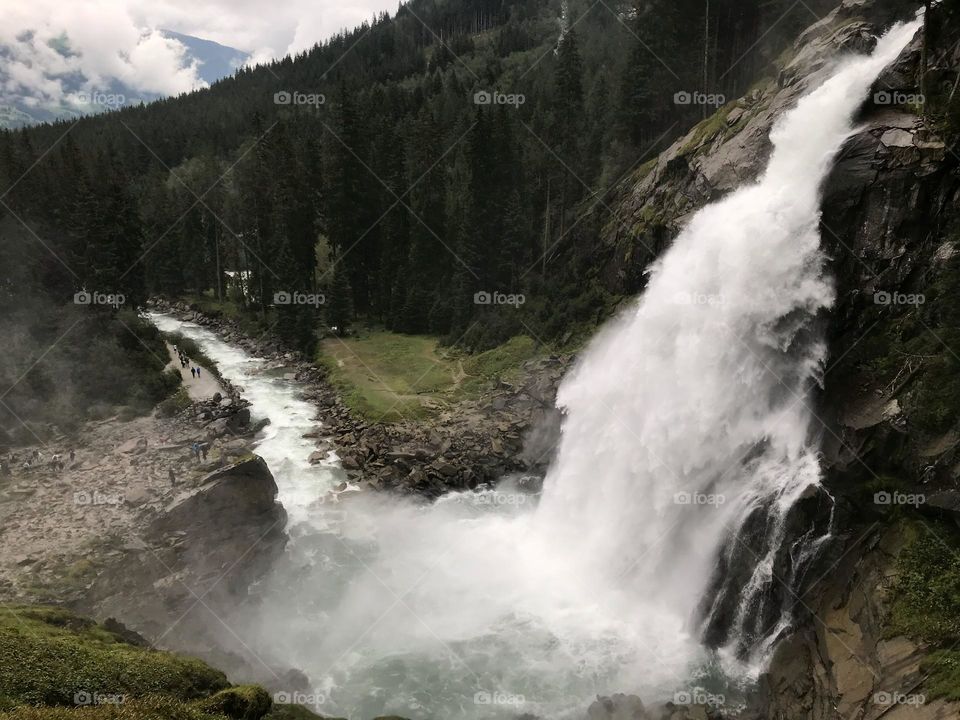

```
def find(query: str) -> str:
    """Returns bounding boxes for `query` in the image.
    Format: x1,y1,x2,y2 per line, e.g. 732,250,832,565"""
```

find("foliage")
0,306,180,444
886,521,960,643
157,387,192,418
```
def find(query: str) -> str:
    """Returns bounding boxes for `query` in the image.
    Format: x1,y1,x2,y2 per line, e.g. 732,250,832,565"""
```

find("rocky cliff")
587,0,960,716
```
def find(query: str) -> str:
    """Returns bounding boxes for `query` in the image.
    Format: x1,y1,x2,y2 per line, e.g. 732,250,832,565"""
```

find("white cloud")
0,0,398,112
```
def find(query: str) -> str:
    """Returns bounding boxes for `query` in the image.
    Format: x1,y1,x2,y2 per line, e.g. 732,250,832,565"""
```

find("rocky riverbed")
149,297,569,497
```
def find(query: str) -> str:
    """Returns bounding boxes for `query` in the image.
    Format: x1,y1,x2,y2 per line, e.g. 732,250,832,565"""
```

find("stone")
880,128,914,148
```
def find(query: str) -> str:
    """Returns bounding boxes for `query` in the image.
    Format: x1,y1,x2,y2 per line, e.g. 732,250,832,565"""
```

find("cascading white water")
147,18,919,720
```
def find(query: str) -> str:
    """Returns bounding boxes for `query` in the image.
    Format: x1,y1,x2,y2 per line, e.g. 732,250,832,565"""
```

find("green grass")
317,330,542,422
0,605,292,720
0,606,228,708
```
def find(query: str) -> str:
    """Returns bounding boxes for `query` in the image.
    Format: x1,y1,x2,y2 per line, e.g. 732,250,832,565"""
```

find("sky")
0,0,398,108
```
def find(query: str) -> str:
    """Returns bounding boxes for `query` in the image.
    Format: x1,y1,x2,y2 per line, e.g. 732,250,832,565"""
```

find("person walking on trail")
201,443,209,461
196,367,201,378
191,442,200,461
168,466,177,485
190,367,196,378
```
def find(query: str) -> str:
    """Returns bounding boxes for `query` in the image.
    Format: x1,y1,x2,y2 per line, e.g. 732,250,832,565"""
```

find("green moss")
0,695,226,720
0,605,229,708
197,687,271,720
262,706,333,720
632,158,658,184
678,105,734,157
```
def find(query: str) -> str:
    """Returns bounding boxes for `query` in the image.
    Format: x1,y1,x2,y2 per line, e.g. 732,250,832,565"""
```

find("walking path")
164,343,224,401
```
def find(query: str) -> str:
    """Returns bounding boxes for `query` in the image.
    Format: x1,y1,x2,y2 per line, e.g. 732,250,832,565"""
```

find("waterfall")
146,17,920,719
534,15,920,664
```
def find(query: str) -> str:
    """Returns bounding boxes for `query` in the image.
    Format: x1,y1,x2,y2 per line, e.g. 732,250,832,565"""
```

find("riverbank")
149,298,571,496
0,359,285,670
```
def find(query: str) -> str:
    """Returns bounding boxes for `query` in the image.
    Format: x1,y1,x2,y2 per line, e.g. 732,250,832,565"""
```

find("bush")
157,387,192,418
198,687,271,720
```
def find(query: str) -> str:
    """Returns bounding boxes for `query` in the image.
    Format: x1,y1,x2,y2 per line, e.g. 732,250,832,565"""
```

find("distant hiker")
191,367,196,378
168,466,177,485
196,367,201,378
191,442,200,461
69,449,75,463
200,443,209,461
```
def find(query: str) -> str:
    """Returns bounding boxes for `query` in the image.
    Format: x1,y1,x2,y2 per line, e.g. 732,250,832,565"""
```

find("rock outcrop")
80,455,287,663
752,525,960,719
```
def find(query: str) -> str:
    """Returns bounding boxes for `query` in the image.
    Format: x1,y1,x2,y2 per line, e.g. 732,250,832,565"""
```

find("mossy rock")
198,687,271,720
262,706,335,720
0,605,271,720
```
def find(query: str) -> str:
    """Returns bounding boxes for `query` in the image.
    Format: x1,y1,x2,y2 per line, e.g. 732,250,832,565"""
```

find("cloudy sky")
0,0,397,108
